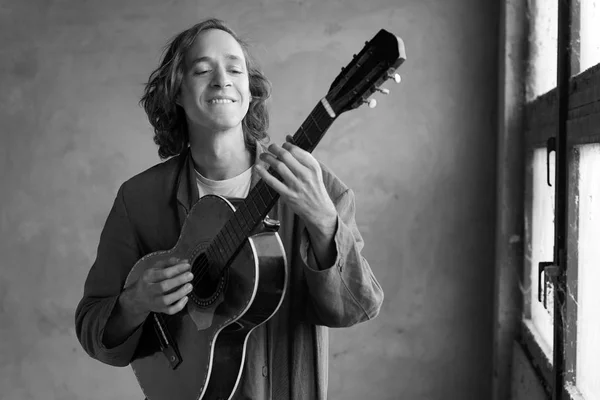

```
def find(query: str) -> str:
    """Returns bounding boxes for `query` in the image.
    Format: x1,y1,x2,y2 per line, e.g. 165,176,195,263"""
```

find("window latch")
546,136,556,187
538,261,559,309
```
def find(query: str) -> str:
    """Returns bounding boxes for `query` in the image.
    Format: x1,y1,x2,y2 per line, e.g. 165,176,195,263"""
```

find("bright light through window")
579,0,600,72
526,0,558,101
576,143,600,400
529,148,555,357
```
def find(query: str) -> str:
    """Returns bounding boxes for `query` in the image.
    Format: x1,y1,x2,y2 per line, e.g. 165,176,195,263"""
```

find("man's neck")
188,125,253,181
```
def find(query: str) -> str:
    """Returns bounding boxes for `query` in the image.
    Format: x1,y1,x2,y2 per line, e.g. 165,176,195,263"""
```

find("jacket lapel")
175,147,200,230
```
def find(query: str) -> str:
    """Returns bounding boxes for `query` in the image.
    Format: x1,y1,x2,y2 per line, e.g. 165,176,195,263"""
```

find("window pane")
526,0,558,101
579,0,600,72
529,148,555,356
576,143,600,400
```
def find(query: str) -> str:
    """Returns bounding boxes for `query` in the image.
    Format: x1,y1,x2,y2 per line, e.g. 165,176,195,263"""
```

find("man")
75,18,384,400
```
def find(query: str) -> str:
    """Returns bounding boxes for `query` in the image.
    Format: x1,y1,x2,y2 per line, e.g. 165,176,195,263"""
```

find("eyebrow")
191,54,243,64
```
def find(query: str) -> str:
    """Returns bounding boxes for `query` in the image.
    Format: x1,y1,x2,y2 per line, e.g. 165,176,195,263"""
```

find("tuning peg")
376,88,390,95
362,98,377,108
388,72,401,83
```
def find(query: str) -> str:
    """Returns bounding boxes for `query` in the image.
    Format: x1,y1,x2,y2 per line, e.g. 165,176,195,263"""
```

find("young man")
75,18,384,400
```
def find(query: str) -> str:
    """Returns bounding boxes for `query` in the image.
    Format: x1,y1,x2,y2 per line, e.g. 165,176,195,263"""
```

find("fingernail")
186,272,194,279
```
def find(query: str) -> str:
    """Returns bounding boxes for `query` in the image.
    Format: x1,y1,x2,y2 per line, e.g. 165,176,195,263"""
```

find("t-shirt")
194,166,253,199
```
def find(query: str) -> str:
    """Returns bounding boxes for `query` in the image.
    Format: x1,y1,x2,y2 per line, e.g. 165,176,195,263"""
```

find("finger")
265,143,306,177
156,270,194,294
281,140,319,172
146,261,191,283
153,256,182,269
163,295,189,315
255,164,294,198
259,152,299,184
161,282,194,306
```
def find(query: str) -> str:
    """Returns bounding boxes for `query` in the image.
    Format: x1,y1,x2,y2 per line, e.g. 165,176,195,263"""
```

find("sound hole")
190,253,227,306
191,253,217,297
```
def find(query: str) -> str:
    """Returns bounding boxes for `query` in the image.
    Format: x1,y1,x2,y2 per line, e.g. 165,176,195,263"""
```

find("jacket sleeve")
300,188,384,327
74,184,144,367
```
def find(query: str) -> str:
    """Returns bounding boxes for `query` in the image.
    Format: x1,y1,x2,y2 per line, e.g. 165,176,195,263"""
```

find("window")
522,0,600,398
575,144,600,400
578,0,600,71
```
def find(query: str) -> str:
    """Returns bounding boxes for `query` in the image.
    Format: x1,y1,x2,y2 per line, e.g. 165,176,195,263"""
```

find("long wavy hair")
140,19,272,159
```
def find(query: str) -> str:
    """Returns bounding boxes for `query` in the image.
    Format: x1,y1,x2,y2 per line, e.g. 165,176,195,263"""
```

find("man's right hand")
103,257,194,348
123,257,195,318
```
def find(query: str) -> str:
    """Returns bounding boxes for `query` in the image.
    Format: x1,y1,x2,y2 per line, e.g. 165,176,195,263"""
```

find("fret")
309,112,323,134
232,226,244,248
229,218,244,243
219,230,233,256
298,124,314,148
236,210,248,232
232,213,245,237
260,182,273,201
215,234,229,259
256,188,268,208
264,183,277,202
242,205,255,231
223,224,238,253
249,195,262,218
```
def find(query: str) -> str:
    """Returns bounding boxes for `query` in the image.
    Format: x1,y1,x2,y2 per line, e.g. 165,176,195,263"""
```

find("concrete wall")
0,1,499,399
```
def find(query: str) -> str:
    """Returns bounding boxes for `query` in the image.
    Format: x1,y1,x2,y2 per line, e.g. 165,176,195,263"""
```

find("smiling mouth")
208,99,235,104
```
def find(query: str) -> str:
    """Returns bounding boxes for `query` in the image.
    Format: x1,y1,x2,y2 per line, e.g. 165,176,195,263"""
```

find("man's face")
178,29,251,133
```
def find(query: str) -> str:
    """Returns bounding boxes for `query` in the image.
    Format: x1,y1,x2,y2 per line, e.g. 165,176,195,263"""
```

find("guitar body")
124,195,288,400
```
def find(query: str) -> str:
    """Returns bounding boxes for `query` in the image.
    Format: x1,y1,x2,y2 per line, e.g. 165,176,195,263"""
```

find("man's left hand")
255,135,337,234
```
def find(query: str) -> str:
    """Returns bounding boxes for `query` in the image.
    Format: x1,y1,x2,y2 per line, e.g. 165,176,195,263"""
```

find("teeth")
209,99,233,104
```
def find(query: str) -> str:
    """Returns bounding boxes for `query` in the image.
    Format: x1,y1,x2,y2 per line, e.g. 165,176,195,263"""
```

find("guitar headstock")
327,29,406,114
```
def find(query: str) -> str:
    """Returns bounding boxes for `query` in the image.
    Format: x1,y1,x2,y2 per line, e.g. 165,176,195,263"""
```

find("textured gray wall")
0,1,499,399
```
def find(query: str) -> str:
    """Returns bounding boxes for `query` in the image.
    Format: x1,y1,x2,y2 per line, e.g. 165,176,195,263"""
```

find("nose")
211,66,232,88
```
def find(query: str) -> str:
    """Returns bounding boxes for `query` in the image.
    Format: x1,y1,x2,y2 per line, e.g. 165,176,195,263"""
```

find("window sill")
519,319,590,400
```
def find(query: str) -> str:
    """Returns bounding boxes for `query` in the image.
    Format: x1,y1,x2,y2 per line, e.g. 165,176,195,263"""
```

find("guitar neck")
204,99,336,277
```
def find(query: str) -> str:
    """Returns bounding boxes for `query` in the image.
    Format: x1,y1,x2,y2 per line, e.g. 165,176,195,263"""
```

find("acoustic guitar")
123,29,406,400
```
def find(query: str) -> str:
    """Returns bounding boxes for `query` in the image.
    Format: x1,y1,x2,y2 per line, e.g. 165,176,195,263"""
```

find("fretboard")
204,99,336,279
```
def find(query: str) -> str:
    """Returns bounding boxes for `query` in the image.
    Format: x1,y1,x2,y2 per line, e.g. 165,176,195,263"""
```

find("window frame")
522,50,600,400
